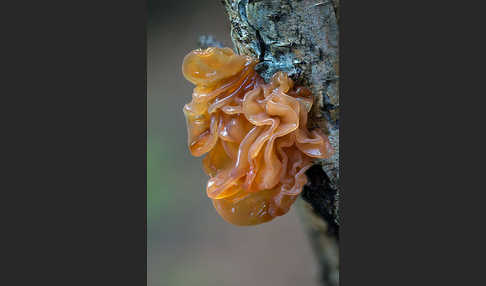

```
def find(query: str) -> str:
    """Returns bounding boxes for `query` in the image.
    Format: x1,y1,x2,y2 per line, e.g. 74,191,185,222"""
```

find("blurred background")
148,1,319,285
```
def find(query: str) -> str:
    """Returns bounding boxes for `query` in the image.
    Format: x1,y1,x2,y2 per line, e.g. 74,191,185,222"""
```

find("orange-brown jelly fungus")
182,47,332,226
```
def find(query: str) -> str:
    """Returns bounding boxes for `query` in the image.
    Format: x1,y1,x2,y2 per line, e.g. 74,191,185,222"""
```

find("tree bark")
221,1,340,285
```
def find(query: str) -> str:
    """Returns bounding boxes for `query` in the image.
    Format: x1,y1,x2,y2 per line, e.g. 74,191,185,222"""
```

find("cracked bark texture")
222,1,340,285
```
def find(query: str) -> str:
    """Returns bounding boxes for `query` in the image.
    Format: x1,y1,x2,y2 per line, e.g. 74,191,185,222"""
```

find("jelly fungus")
182,47,332,226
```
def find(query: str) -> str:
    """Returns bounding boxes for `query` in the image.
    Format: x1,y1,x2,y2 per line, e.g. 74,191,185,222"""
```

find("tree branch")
222,1,340,285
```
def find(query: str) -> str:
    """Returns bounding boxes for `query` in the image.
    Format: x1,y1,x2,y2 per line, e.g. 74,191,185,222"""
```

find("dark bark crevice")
302,165,340,240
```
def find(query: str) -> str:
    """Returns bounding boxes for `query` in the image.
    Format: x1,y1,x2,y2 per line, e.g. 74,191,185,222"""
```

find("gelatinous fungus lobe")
182,47,332,226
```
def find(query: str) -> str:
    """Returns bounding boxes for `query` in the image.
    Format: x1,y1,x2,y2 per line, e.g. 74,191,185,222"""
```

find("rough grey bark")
221,1,340,285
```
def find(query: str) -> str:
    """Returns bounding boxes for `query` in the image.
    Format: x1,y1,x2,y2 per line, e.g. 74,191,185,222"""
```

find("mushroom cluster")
182,47,332,225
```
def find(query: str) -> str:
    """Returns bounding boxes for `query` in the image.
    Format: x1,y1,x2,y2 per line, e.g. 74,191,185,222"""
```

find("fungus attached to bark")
182,47,332,226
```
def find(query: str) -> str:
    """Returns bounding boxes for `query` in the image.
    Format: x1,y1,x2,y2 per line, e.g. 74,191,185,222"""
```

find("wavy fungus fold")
182,47,332,226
